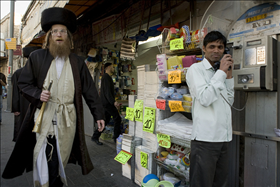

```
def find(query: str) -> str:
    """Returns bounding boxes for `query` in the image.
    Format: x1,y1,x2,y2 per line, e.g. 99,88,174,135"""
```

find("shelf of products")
154,142,191,184
154,158,189,179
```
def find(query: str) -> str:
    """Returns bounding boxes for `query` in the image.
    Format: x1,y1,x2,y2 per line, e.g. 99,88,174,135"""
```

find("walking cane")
32,80,53,133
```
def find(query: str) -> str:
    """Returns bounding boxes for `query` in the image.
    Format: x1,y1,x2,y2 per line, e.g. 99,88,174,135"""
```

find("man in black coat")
91,63,121,145
2,7,105,187
11,68,30,142
11,46,40,142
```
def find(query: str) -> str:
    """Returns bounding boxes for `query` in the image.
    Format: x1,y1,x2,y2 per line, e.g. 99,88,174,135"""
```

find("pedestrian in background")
91,63,121,145
2,7,105,187
0,72,7,125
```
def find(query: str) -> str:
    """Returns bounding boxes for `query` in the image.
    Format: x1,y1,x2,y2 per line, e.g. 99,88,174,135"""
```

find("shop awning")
64,0,98,17
25,31,46,47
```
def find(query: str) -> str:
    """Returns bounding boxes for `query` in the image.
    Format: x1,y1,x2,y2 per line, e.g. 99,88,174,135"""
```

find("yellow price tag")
157,133,171,148
143,107,156,133
169,100,185,112
140,151,148,169
134,99,143,122
168,70,182,84
125,107,134,121
170,38,184,51
114,150,133,165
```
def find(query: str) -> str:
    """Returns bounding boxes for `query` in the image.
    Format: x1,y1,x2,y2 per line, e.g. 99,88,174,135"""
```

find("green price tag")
157,133,171,148
143,107,156,133
170,38,184,51
125,107,134,121
114,150,133,165
140,151,148,169
134,99,144,122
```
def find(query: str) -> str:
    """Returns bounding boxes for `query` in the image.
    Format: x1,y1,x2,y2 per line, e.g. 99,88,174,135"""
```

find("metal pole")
6,0,15,112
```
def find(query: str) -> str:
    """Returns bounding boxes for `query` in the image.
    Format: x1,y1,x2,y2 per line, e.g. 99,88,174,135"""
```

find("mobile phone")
213,47,231,72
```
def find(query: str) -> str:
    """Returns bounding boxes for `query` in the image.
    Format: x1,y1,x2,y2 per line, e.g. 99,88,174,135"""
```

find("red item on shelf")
182,55,196,68
157,22,179,32
156,99,166,110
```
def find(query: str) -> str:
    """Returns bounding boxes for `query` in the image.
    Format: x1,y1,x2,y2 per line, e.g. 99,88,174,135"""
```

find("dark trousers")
190,140,229,187
46,136,64,187
92,105,121,140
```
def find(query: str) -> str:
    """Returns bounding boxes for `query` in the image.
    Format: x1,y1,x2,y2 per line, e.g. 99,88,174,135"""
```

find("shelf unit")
155,29,202,183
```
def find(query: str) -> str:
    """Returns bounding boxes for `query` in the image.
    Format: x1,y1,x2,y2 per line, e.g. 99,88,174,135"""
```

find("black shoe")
91,138,103,145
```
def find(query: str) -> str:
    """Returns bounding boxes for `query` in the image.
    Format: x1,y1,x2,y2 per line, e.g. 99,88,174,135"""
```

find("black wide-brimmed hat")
41,7,77,33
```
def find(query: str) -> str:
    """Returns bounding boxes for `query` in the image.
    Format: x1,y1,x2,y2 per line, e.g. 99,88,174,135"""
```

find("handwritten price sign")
134,100,144,122
168,100,185,112
125,107,134,121
170,38,184,51
114,150,133,165
157,133,171,148
156,99,166,110
140,151,148,169
168,70,181,84
143,107,156,133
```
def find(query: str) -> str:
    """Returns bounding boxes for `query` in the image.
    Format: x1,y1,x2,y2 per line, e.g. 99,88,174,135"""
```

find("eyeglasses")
51,29,67,36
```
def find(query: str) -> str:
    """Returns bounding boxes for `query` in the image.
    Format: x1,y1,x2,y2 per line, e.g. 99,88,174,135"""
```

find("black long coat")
11,68,30,142
2,49,105,179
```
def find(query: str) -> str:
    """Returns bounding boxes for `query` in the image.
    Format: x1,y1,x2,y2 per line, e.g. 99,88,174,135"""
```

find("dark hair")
104,63,112,69
203,31,227,48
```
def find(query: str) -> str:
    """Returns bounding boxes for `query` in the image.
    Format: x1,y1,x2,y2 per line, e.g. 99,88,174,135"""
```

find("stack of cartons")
134,145,156,186
137,65,145,100
122,134,142,180
142,65,159,152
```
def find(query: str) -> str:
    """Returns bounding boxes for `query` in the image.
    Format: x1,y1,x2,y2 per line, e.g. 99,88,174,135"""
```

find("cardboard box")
134,146,156,186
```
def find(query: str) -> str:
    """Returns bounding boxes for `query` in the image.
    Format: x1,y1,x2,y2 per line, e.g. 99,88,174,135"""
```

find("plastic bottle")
116,134,123,154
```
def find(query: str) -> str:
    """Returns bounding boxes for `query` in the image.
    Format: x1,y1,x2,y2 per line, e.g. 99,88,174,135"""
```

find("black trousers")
46,136,64,187
190,140,229,187
92,105,121,140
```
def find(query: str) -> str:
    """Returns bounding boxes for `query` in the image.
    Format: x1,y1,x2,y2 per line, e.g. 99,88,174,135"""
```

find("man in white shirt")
186,31,234,187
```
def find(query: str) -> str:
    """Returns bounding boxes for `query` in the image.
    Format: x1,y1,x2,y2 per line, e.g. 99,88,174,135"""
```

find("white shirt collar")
202,58,215,71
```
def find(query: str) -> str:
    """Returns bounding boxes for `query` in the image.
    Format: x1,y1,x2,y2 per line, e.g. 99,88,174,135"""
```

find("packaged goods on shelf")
169,27,180,40
167,56,183,70
155,143,191,182
182,55,196,68
157,54,168,81
157,113,193,140
157,86,192,113
162,173,182,186
183,94,192,102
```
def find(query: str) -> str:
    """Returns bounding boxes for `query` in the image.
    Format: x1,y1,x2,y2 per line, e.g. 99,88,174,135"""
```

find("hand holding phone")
220,54,233,73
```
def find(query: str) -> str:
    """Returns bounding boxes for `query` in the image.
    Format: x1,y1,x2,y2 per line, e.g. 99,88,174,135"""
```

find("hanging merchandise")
122,64,129,72
120,38,136,60
126,76,132,87
128,64,132,72
88,48,97,57
131,78,135,85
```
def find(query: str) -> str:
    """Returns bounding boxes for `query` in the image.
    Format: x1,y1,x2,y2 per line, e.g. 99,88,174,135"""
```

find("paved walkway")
0,99,138,187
